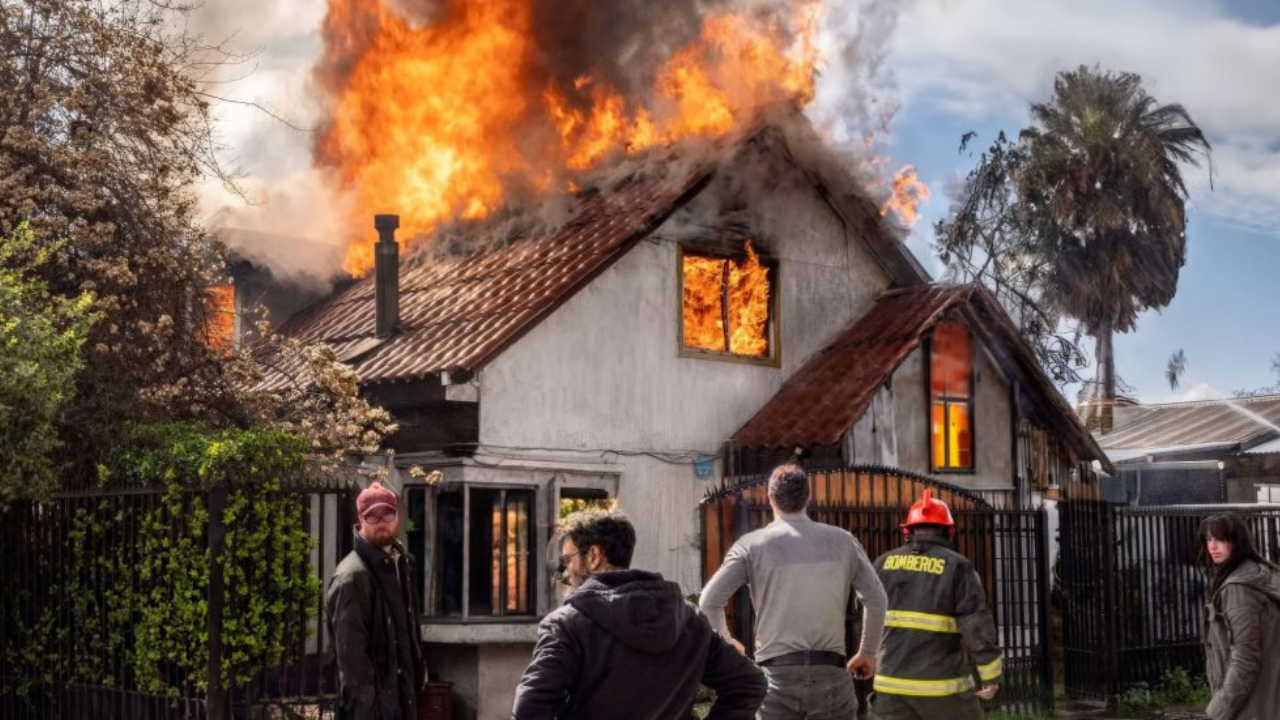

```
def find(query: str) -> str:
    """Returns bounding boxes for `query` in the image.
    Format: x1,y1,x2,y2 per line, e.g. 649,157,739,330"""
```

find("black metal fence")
1059,501,1280,703
702,467,1055,715
0,479,358,719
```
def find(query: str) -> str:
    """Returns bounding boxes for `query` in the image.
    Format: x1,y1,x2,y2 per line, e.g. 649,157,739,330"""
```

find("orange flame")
203,284,236,351
317,0,820,275
682,241,771,357
880,165,931,227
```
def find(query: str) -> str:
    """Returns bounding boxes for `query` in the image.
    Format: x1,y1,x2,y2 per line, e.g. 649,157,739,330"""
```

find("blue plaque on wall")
693,454,714,480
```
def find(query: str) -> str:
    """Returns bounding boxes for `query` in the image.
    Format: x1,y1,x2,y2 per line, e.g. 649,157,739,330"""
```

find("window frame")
429,483,539,621
926,323,977,474
676,243,782,368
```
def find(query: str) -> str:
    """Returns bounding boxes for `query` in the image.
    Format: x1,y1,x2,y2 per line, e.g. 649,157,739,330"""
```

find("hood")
1219,560,1280,604
566,569,692,655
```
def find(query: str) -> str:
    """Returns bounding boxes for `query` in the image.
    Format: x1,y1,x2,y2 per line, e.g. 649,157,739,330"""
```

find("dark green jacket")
872,534,1003,698
326,531,427,720
1205,560,1280,720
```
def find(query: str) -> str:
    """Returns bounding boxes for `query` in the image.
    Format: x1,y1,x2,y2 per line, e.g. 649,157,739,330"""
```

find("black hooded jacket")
511,569,766,719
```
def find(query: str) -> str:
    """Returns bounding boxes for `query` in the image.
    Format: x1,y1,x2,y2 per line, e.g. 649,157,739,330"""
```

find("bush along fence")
1058,501,1280,705
0,423,359,720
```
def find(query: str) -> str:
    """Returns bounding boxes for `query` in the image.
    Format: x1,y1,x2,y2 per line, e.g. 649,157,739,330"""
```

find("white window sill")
421,620,540,644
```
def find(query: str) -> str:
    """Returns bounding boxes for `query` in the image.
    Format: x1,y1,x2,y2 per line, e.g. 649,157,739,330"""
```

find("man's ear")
588,545,606,570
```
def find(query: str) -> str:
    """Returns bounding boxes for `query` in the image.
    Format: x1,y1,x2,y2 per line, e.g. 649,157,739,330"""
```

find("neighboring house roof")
732,283,1111,470
1098,394,1280,457
1243,436,1280,456
271,113,924,390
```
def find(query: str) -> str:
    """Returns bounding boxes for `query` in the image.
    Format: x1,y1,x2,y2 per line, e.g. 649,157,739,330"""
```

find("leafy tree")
939,66,1211,429
0,0,393,479
0,224,98,502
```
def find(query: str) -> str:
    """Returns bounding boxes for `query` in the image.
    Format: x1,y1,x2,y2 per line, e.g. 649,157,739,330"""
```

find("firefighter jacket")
872,534,1003,698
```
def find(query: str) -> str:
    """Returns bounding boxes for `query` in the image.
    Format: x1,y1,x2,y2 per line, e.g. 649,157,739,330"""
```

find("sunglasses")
363,510,398,525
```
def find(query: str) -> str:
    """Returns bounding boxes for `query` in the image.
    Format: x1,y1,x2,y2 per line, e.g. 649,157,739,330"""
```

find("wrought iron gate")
702,466,1055,715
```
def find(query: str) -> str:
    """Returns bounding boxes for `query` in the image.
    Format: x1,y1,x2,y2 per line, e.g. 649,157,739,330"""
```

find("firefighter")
870,489,1002,720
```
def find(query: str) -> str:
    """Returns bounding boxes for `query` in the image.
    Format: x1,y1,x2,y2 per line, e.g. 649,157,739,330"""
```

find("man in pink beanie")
326,481,427,719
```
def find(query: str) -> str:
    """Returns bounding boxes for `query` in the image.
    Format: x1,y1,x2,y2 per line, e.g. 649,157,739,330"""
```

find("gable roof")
1098,394,1280,456
733,283,1111,470
268,173,708,389
270,114,924,389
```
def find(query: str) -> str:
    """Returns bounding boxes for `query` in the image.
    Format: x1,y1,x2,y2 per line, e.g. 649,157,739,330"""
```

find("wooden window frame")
926,324,977,474
676,244,782,368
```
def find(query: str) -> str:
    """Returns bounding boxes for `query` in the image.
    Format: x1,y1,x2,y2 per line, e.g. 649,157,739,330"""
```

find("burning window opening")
930,321,974,471
202,284,237,352
681,241,774,360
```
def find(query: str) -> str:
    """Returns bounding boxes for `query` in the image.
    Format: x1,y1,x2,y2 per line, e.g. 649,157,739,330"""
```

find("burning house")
233,1,1111,715
261,110,1107,717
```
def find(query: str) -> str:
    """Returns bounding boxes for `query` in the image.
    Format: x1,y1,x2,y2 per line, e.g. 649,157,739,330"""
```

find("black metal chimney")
374,214,399,339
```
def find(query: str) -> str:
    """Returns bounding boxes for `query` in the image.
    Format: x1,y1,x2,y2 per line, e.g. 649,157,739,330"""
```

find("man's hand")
728,637,746,654
975,683,999,700
846,652,875,680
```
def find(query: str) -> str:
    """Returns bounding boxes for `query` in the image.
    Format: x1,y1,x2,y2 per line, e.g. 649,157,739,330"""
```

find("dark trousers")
869,691,983,720
758,665,857,719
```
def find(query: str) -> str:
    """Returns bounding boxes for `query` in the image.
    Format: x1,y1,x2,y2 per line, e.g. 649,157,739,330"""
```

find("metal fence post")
1101,503,1120,705
207,484,228,720
1035,507,1055,712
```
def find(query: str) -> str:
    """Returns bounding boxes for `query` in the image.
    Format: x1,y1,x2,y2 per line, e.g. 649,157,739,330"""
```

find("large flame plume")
315,0,820,275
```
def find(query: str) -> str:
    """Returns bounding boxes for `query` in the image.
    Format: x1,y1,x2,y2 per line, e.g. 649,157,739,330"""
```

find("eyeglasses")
363,510,398,525
554,551,582,585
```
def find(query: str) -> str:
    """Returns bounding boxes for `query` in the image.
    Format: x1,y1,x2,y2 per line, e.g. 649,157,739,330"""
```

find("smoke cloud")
196,0,908,283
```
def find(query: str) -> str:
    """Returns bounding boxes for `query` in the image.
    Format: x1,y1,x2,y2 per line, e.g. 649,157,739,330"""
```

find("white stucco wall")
476,165,893,588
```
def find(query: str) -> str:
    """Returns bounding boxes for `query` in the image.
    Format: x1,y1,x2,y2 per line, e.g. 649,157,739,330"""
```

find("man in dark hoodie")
512,509,766,719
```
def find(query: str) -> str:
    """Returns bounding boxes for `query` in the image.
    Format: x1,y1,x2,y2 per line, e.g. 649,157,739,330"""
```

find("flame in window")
203,284,236,351
682,241,771,358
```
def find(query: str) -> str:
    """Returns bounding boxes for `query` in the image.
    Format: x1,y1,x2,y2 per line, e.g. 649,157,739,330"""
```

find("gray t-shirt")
699,515,887,662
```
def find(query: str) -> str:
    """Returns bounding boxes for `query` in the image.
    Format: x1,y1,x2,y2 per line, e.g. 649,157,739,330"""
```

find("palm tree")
1016,66,1211,432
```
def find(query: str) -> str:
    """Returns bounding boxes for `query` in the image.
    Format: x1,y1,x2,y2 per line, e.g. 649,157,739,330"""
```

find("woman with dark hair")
1198,512,1280,720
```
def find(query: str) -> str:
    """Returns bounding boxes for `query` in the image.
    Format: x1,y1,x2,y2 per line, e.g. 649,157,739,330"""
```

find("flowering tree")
0,0,393,487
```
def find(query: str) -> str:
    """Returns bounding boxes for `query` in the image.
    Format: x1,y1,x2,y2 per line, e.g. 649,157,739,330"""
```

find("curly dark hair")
558,509,636,569
768,463,810,513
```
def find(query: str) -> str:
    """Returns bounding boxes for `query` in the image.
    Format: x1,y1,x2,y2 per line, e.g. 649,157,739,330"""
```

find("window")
436,487,535,618
1258,484,1280,503
930,322,974,472
202,284,237,351
679,242,777,363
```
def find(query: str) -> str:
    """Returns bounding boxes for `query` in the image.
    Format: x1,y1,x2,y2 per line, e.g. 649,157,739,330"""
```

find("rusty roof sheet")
733,283,1110,469
1099,394,1280,452
268,173,707,389
734,285,969,450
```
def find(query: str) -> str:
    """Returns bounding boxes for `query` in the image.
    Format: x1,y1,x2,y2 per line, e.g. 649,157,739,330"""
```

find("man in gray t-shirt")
700,464,888,720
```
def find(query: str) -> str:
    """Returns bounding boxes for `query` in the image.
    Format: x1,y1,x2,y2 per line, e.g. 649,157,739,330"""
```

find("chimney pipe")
374,214,399,339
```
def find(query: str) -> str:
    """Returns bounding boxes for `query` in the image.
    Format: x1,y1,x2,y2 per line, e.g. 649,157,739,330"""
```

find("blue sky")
195,0,1280,404
872,0,1280,403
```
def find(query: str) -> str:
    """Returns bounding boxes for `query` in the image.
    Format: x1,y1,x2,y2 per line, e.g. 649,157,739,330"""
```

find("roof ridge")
1130,393,1280,409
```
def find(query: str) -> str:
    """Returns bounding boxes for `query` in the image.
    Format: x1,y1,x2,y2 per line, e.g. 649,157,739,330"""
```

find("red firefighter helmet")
901,489,955,534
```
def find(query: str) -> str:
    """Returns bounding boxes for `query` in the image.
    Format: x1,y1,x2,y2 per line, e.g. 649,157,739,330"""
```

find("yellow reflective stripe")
977,654,1003,682
884,610,960,634
873,673,976,697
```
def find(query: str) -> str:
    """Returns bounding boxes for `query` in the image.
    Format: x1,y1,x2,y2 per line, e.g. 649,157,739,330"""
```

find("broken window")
930,322,974,472
436,487,535,618
680,241,776,361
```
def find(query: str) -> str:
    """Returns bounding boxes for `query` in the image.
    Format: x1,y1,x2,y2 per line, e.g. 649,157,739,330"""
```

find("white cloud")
892,0,1280,237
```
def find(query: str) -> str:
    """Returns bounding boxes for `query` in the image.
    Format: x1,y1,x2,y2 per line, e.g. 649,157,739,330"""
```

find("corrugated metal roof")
733,285,967,450
731,284,1109,469
1242,436,1280,455
1098,395,1280,451
266,173,707,389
